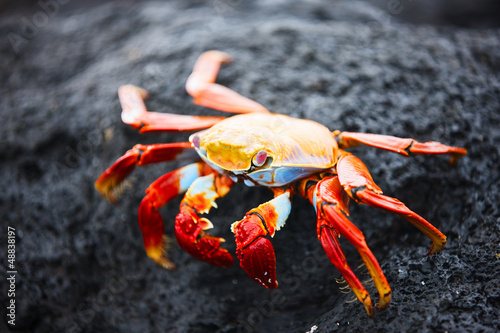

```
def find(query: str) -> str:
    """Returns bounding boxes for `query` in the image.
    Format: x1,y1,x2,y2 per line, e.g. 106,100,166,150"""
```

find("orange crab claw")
233,213,278,289
232,191,291,289
175,204,234,267
173,172,235,267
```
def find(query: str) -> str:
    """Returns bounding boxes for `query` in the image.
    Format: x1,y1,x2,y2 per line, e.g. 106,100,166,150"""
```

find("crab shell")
189,113,338,187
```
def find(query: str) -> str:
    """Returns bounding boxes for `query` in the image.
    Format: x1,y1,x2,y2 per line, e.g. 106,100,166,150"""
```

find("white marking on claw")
186,174,218,214
178,163,203,192
199,218,214,230
268,191,291,232
230,221,240,234
312,189,318,214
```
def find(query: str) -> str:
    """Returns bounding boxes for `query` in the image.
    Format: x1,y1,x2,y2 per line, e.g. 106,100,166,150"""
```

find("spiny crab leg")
174,171,235,267
335,131,467,165
231,190,292,289
337,153,447,254
139,162,209,269
317,216,374,316
119,84,226,132
185,50,269,114
313,176,391,316
95,142,196,203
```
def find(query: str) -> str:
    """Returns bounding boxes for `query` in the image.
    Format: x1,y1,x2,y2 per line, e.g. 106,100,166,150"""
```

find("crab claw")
233,214,278,289
175,204,234,267
232,191,291,289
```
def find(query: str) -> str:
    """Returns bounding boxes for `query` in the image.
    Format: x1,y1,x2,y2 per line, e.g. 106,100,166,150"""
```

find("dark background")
1,0,499,332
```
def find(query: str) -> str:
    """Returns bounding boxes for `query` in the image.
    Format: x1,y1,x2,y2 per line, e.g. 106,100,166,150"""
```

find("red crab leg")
231,189,292,289
335,131,467,164
138,162,209,269
119,84,226,133
337,153,447,254
185,50,269,114
95,142,197,203
174,171,235,267
313,176,391,315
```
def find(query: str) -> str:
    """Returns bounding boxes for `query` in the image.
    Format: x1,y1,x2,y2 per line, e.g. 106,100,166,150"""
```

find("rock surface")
1,1,499,332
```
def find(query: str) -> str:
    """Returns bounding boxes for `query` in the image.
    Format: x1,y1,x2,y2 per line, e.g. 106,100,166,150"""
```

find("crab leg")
95,142,197,203
231,190,292,289
186,50,269,114
335,131,467,164
174,171,235,267
118,84,226,133
313,176,390,315
337,153,447,254
138,162,209,269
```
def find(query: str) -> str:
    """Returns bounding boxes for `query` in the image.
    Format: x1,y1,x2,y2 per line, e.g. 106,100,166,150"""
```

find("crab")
95,51,467,316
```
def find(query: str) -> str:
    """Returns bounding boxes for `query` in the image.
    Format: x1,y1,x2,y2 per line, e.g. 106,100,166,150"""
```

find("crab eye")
252,150,268,167
192,134,200,148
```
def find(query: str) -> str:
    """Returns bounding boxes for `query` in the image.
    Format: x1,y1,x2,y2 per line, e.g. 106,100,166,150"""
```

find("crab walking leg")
337,153,447,254
231,190,292,289
314,177,391,315
138,162,209,269
185,50,269,114
119,84,225,133
317,217,374,316
175,172,235,267
335,131,467,164
95,142,197,203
